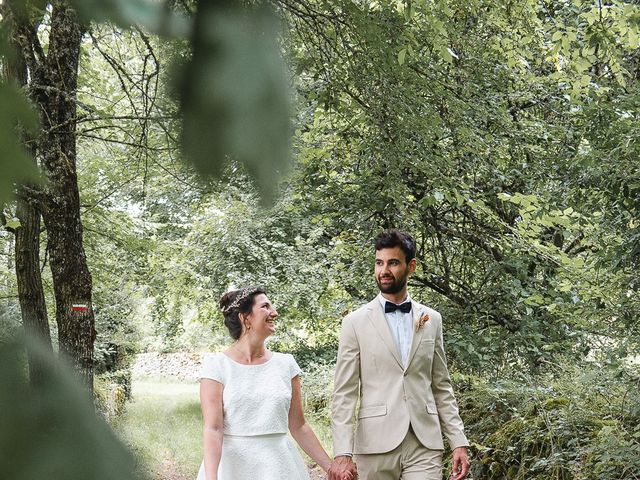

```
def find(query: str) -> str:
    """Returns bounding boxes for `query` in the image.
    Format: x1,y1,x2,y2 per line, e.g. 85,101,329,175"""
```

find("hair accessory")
222,287,258,314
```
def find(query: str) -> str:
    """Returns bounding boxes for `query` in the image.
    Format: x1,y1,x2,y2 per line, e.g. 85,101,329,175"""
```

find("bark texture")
9,0,96,392
2,0,53,387
40,2,95,393
15,190,53,386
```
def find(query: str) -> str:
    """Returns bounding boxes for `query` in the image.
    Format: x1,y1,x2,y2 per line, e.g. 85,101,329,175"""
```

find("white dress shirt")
378,293,414,367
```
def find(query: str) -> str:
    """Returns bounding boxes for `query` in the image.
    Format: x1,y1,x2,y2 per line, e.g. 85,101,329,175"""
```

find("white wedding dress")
196,352,310,480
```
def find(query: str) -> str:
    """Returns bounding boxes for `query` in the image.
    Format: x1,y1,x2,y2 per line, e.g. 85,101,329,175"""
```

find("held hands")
327,449,467,479
328,455,357,480
449,447,470,480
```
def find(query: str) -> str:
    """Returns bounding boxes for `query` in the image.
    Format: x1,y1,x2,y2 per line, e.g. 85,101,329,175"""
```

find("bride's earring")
239,314,250,333
241,313,252,332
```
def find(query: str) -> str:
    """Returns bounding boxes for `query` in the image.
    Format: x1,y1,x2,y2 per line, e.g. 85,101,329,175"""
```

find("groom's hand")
449,447,470,480
328,455,357,480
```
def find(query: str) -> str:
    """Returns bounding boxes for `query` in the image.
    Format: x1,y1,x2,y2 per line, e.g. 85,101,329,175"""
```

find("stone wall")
132,352,203,381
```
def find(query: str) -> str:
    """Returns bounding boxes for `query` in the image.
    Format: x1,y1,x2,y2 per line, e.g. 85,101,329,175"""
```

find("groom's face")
375,246,416,294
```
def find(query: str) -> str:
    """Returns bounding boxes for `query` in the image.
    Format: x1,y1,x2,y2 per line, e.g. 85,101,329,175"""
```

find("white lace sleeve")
288,354,302,379
199,354,224,384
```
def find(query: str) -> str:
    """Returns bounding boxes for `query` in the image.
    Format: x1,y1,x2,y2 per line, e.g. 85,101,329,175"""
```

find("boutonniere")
415,310,430,332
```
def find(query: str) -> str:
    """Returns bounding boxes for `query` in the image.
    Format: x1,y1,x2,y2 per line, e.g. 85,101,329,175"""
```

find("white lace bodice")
199,352,301,436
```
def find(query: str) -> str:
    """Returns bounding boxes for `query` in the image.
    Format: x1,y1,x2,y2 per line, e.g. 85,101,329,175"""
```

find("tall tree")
1,0,52,387
10,1,95,391
270,0,640,368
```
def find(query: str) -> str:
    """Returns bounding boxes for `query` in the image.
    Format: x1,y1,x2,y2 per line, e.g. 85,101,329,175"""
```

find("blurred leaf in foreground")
72,0,191,37
0,334,144,480
176,2,292,204
0,83,41,208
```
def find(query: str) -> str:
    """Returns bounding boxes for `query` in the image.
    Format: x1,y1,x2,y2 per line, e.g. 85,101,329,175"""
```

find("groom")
329,229,470,480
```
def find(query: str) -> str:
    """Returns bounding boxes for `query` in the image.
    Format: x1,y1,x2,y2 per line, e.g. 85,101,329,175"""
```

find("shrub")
95,369,132,422
459,364,640,480
273,342,337,423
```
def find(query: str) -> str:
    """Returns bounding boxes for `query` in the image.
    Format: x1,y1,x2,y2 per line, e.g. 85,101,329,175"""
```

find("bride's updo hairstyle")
219,286,266,340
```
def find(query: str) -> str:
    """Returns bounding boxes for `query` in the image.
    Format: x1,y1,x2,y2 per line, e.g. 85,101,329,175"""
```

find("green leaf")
72,0,191,37
175,5,291,205
3,0,48,19
398,48,407,66
404,4,414,22
0,336,143,480
420,195,436,207
0,83,41,207
579,74,591,86
5,217,21,230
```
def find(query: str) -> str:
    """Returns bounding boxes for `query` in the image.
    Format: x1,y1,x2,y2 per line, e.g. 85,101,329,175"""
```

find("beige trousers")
354,427,443,480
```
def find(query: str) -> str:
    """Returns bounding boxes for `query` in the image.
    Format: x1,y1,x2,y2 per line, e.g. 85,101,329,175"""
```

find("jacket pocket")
358,404,387,419
420,339,435,356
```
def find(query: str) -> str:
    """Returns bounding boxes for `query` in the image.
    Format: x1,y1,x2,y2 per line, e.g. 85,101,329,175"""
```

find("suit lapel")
405,300,426,369
367,299,403,369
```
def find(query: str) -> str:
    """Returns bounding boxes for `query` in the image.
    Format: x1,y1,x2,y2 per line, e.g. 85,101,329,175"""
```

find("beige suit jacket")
331,298,469,455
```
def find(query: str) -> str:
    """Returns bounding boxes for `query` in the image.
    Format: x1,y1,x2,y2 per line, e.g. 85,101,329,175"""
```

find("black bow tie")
385,301,412,314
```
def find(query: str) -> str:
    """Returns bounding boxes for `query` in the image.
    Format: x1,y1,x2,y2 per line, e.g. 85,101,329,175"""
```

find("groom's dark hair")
374,229,416,263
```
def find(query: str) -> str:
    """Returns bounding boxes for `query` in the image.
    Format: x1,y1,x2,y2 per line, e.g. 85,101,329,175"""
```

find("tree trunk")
15,190,53,386
37,2,95,394
2,0,53,387
5,235,14,305
9,0,95,392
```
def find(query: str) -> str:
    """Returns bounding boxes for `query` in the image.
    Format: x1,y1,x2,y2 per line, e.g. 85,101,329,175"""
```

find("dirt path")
308,465,326,479
156,458,190,480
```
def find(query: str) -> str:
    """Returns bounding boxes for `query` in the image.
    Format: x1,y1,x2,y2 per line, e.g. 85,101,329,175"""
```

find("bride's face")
244,293,278,337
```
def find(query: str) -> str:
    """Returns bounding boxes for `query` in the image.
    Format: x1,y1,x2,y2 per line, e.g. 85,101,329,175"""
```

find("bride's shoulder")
270,351,292,360
268,351,294,366
202,351,225,358
270,352,302,377
201,351,225,365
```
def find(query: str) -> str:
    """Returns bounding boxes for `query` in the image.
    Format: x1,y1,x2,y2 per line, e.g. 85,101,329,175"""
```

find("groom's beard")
376,271,409,294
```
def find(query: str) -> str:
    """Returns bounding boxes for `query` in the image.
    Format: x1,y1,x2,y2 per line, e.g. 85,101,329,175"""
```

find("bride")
196,286,334,480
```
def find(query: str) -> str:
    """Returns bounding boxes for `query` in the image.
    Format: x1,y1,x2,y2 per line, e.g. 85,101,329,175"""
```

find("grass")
114,377,202,479
115,375,332,479
304,411,332,452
